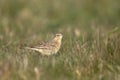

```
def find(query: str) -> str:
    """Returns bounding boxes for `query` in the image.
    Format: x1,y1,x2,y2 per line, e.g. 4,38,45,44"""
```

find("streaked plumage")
26,33,63,55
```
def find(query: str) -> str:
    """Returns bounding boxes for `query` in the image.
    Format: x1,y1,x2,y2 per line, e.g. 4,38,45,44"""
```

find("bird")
25,33,63,56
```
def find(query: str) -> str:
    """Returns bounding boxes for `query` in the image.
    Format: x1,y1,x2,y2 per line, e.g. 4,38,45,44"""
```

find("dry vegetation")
0,0,120,80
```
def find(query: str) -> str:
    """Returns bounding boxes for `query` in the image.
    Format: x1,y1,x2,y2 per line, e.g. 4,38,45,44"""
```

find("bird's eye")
56,35,59,36
56,34,59,36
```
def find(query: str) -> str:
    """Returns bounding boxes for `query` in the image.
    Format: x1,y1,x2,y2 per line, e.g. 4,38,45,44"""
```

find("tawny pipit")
26,33,63,55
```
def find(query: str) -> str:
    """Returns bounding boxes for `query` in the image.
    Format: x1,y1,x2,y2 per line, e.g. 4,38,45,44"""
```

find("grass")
0,26,120,80
0,0,120,80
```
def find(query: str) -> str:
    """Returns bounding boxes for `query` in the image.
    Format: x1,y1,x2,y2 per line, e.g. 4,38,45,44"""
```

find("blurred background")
0,0,120,80
0,0,120,41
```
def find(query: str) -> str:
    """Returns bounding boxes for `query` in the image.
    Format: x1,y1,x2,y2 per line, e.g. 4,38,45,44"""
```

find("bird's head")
53,33,63,43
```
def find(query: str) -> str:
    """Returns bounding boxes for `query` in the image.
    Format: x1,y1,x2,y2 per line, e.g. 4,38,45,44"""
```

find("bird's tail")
25,47,39,51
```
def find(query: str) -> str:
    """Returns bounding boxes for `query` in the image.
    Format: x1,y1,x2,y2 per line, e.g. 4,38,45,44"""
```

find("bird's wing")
32,42,52,49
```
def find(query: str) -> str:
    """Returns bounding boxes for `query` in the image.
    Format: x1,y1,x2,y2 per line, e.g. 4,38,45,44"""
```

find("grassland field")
0,0,120,80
